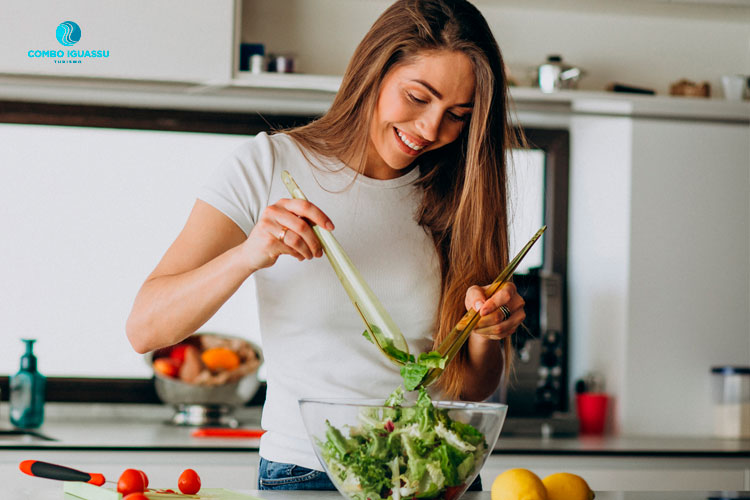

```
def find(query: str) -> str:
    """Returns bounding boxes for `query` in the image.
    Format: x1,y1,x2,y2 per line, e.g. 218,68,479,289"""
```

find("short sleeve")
197,132,276,236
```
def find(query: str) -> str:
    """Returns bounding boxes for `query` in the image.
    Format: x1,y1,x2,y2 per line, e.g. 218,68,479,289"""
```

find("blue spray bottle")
9,339,46,428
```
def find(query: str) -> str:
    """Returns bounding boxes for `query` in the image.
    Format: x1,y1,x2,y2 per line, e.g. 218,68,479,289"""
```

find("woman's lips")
393,127,426,156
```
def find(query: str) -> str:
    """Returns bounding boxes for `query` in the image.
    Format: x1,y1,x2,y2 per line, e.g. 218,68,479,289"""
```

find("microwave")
487,269,569,419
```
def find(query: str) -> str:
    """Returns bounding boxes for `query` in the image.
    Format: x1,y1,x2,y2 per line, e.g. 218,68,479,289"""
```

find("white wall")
623,119,750,435
567,116,633,435
0,124,259,378
242,0,750,96
0,123,545,379
566,114,750,437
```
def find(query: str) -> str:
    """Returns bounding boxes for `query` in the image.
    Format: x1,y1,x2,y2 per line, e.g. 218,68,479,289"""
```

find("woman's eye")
448,112,469,123
406,92,427,104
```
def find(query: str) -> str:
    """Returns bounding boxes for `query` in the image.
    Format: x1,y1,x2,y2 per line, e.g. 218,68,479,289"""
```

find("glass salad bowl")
299,392,507,500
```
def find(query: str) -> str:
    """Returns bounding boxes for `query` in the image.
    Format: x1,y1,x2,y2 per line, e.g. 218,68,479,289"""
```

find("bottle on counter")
9,339,46,429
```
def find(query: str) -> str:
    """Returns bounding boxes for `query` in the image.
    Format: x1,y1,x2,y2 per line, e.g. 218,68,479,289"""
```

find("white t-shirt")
198,132,442,470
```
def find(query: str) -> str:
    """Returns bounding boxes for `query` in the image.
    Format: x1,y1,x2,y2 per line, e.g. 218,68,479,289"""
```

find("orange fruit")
200,347,240,371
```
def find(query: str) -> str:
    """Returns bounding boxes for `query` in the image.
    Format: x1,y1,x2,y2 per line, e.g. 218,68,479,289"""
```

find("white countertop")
1,403,748,456
5,484,749,500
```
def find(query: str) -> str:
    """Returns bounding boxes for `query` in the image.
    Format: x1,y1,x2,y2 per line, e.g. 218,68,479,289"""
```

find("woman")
126,0,525,491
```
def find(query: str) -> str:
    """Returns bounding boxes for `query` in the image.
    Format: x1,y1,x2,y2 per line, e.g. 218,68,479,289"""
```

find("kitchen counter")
1,404,749,491
5,482,750,500
1,404,748,457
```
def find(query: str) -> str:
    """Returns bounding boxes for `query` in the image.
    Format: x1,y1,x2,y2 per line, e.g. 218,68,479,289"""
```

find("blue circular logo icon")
56,21,81,46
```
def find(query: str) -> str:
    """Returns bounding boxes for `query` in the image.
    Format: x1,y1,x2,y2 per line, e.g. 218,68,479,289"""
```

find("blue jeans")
258,457,335,490
257,457,483,492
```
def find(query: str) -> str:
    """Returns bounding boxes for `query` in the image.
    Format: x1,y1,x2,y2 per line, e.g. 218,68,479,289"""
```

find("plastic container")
239,43,265,73
711,366,750,439
9,339,46,429
576,393,610,435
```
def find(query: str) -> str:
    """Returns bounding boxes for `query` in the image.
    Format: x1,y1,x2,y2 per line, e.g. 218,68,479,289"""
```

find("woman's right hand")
242,198,335,271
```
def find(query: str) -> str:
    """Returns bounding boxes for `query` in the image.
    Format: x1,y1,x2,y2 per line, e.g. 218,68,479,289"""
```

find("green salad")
362,325,446,391
317,386,487,500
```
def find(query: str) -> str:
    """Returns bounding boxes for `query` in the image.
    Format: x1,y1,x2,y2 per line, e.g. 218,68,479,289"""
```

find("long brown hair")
287,0,521,399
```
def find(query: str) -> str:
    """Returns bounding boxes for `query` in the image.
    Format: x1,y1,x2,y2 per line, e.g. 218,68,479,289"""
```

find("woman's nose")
415,111,441,142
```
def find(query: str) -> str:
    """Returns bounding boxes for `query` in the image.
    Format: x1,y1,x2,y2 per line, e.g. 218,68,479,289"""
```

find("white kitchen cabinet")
0,0,238,83
480,454,750,491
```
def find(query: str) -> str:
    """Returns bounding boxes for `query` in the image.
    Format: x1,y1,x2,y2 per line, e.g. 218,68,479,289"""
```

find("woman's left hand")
464,282,525,340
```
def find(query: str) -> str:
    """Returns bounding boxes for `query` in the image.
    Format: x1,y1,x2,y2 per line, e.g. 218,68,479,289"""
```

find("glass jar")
711,366,750,438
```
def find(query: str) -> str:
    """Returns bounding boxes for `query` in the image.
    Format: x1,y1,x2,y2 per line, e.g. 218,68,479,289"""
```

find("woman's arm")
126,198,333,354
459,283,525,401
460,336,505,401
126,200,254,353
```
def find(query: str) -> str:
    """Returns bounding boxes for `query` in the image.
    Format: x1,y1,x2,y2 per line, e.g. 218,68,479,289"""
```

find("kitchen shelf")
0,73,748,123
231,72,342,93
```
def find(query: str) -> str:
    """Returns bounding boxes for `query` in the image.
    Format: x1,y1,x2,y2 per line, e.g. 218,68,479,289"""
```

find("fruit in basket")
542,472,594,500
169,344,189,363
201,347,240,371
178,345,203,384
151,333,261,387
491,468,548,500
152,358,179,378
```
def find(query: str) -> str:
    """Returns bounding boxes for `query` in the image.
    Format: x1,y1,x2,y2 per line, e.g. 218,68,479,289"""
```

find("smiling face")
365,50,476,180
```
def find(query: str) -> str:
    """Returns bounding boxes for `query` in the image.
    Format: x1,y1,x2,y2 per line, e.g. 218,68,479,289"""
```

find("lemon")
491,468,548,500
542,472,595,500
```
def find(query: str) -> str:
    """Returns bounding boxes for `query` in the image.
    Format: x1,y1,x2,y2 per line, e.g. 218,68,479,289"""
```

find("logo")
55,21,81,46
27,20,109,64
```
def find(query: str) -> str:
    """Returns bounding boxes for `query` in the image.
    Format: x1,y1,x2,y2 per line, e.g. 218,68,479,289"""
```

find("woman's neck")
350,142,415,180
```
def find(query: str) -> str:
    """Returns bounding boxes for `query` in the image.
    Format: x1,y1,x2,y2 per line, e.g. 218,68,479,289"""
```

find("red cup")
576,393,610,435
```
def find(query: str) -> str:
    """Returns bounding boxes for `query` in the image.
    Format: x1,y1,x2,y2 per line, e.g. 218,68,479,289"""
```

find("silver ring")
500,305,511,321
277,226,288,241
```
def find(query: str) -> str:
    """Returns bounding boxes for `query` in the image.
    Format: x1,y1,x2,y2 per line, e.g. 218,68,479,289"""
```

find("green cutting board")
63,481,262,500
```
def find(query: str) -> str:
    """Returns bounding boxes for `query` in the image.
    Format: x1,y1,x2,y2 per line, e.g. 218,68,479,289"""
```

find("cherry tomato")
137,469,149,488
123,494,149,500
153,358,179,378
445,484,465,500
178,468,201,495
169,344,189,364
117,468,145,496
